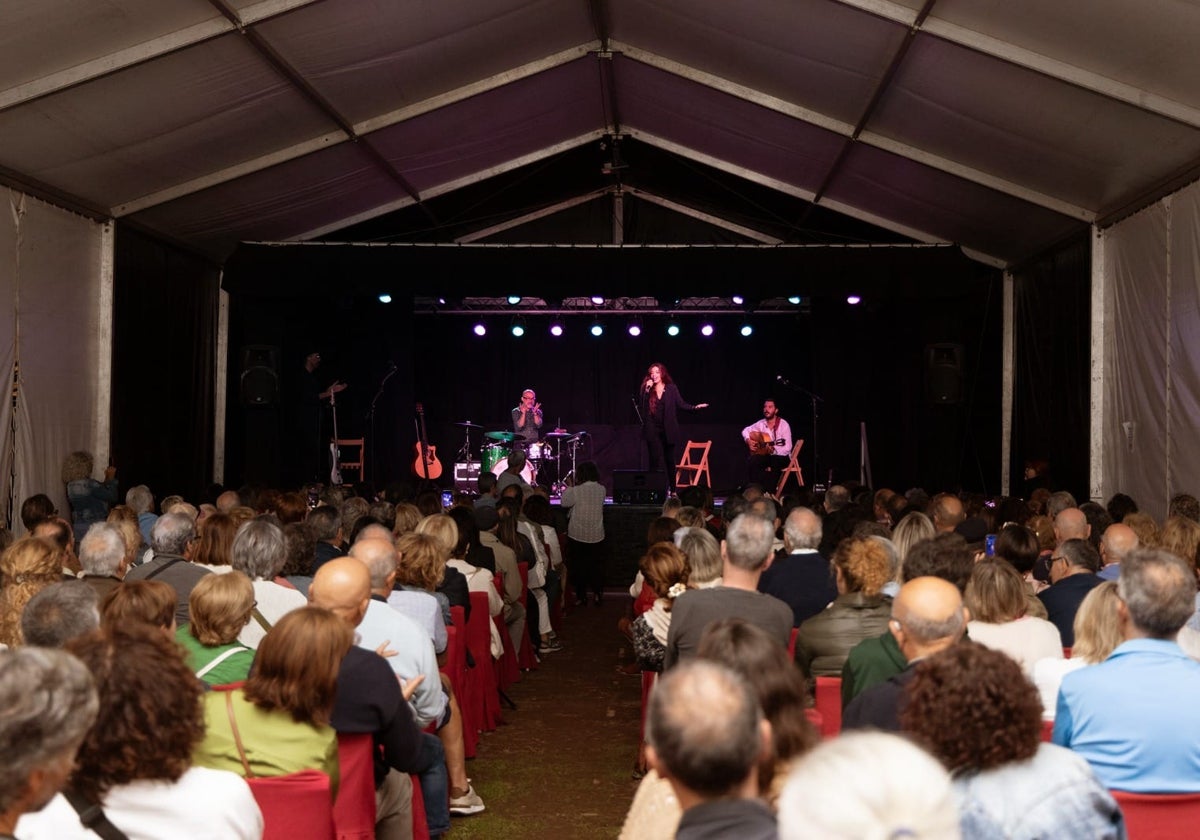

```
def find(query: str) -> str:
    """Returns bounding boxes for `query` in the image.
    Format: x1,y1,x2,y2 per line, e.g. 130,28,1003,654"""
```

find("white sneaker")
449,784,485,816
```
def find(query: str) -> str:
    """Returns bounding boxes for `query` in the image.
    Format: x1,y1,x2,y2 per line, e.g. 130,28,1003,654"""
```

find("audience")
123,513,209,625
61,451,119,546
630,543,691,672
0,537,62,647
20,581,100,648
177,571,257,686
1033,581,1123,719
964,558,1063,674
101,579,177,633
757,507,838,627
1039,537,1104,646
231,518,307,648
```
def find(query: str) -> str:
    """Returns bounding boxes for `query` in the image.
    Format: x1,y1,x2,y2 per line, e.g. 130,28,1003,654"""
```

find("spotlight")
507,295,522,305
590,320,604,337
472,322,487,337
731,295,745,305
437,297,446,305
700,323,714,337
510,317,526,338
846,294,862,305
549,321,564,337
628,318,642,337
740,322,754,337
787,295,802,305
590,295,605,306
377,293,392,304
666,321,681,337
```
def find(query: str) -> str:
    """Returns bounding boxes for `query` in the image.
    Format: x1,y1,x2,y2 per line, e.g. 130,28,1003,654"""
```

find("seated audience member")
101,580,177,634
994,522,1050,618
964,559,1062,674
675,527,724,588
193,607,344,790
62,451,118,546
778,731,959,840
1123,510,1160,549
126,484,158,546
644,661,775,840
1097,522,1138,581
177,572,257,686
0,648,98,835
843,576,966,732
77,523,132,601
106,513,143,572
31,516,80,575
1160,515,1200,580
474,505,526,649
890,511,936,574
124,512,209,625
631,543,692,672
795,536,893,678
447,506,497,577
16,625,262,839
231,518,307,648
19,493,57,532
0,537,62,647
522,494,565,652
1170,493,1200,523
664,514,793,668
190,512,239,573
1033,582,1122,719
20,581,100,648
444,510,504,657
904,643,1123,838
1039,538,1104,646
1054,548,1200,791
757,507,838,627
675,506,706,530
840,531,974,707
411,518,471,623
308,505,344,575
388,531,450,652
279,521,318,596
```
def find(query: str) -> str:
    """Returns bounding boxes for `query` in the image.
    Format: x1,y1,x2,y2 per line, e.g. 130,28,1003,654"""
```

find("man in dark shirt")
1039,538,1104,646
759,507,837,626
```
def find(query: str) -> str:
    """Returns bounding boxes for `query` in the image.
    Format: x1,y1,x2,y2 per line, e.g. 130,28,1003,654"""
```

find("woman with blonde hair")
393,502,422,537
177,572,257,686
965,559,1062,675
1033,581,1122,720
891,511,935,577
795,537,893,677
1123,511,1160,549
0,537,62,647
414,513,472,621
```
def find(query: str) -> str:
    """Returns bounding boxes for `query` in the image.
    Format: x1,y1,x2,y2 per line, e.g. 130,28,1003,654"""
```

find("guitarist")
294,349,347,484
741,399,792,490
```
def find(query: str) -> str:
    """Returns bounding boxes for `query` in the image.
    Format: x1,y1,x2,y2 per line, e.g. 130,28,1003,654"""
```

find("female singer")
639,362,709,490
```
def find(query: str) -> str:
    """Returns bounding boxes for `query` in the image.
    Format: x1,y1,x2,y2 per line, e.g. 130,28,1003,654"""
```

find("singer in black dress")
639,362,709,491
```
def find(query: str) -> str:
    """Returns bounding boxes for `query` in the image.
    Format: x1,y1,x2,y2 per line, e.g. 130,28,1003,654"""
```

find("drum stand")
553,435,584,496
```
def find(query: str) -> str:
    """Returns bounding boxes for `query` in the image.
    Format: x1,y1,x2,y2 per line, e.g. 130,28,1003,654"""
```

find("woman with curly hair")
193,607,348,793
965,559,1063,675
62,450,119,546
631,543,691,673
794,536,893,677
177,572,257,686
15,624,262,838
902,642,1123,838
0,537,63,647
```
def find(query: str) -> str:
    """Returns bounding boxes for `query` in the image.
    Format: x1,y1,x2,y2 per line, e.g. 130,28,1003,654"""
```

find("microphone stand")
366,364,398,486
777,377,826,490
630,393,644,425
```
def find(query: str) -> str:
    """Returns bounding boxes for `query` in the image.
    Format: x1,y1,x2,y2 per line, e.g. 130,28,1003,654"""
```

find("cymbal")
485,431,517,442
452,421,483,429
544,431,573,439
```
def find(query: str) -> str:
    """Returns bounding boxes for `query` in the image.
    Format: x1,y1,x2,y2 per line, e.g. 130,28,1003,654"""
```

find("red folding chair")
1110,790,1200,840
410,774,429,840
465,591,501,731
492,570,520,689
814,676,843,738
517,561,539,672
247,770,335,840
332,733,376,840
1039,719,1055,742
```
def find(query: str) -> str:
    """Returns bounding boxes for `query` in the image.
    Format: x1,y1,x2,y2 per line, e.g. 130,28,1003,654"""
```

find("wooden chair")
247,770,336,840
1110,790,1200,839
814,676,842,738
332,438,365,482
674,440,712,489
332,733,377,840
775,439,805,496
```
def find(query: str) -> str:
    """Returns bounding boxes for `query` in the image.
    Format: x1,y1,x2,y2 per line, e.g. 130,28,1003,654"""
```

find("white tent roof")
3,0,1198,265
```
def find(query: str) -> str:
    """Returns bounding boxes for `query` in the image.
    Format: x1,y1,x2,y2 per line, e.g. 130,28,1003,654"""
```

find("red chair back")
444,606,476,757
1039,719,1054,742
1110,790,1200,839
332,733,376,840
814,676,842,738
466,590,501,730
410,774,430,840
787,627,799,658
248,770,335,840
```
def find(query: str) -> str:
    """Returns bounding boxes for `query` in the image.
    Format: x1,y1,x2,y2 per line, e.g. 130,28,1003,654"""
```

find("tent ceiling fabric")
2,0,1198,266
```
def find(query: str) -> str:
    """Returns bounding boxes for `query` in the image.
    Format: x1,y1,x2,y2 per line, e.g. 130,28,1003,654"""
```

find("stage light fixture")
731,295,745,305
787,295,802,305
549,321,564,337
590,319,604,337
740,322,754,337
472,322,487,337
590,295,605,305
507,295,522,305
628,318,642,337
847,294,862,305
666,321,681,337
511,317,527,338
377,293,392,304
700,323,715,337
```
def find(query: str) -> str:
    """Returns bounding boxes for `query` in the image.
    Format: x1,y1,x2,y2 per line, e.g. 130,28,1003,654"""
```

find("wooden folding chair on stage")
675,440,712,489
331,438,365,482
775,439,805,496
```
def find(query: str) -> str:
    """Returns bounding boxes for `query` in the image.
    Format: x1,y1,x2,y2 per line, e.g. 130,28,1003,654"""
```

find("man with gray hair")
1038,537,1103,646
1054,548,1200,792
77,522,131,600
646,660,775,839
0,648,99,833
664,513,793,668
758,507,837,627
124,512,209,625
232,518,306,649
20,581,100,648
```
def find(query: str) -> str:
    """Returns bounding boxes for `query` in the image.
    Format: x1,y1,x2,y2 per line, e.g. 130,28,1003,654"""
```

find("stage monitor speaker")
240,345,279,406
925,343,964,405
454,462,481,492
612,470,665,506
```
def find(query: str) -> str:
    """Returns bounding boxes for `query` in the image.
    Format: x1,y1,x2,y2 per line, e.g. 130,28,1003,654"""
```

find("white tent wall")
0,190,111,533
1101,180,1200,517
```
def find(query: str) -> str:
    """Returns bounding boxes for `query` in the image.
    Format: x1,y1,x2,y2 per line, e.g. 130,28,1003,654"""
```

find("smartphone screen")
441,490,453,510
985,534,997,556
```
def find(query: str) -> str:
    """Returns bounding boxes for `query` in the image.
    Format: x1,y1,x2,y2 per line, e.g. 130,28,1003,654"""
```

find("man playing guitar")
741,399,792,490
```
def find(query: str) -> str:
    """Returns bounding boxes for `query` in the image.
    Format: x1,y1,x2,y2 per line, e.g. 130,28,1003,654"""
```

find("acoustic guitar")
747,430,785,456
411,403,443,479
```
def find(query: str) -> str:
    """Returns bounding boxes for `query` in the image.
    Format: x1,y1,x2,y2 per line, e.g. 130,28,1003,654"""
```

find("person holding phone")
639,363,709,493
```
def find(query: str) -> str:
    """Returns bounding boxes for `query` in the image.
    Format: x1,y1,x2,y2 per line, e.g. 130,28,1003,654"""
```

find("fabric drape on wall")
0,190,108,532
1103,180,1200,517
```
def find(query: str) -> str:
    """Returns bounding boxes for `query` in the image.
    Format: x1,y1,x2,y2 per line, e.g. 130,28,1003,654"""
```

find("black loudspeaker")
612,470,665,506
925,343,964,405
240,345,279,406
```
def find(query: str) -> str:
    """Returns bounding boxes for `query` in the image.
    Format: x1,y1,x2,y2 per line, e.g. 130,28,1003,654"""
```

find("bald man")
843,577,968,732
1098,523,1138,581
929,493,966,533
1054,508,1091,545
758,507,838,626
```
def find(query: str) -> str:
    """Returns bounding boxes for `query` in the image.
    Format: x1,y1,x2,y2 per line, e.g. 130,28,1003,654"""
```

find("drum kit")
451,420,587,495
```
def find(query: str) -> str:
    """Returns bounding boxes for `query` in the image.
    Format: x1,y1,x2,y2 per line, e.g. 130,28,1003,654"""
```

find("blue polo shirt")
1053,638,1200,792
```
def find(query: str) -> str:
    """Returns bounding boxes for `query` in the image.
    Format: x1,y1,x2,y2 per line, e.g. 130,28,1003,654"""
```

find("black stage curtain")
1012,235,1091,500
112,226,219,502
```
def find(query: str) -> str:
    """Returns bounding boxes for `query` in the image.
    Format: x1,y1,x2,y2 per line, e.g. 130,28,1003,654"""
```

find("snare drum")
482,444,510,474
490,455,536,485
527,441,552,460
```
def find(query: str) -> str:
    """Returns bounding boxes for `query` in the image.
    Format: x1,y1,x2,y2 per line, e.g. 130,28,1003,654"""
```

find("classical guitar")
411,403,443,479
747,430,785,456
329,390,343,486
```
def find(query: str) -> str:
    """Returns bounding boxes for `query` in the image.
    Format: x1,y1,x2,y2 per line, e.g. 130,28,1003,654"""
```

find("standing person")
511,388,543,448
62,451,118,546
561,461,607,607
294,349,347,484
741,399,792,488
639,363,709,492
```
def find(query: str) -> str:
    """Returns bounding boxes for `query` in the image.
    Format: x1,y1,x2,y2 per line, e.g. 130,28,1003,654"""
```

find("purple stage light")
700,323,714,337
472,323,487,337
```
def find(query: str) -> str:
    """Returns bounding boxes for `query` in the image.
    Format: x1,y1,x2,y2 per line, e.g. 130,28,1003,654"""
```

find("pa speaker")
240,345,279,406
925,343,964,405
612,470,665,506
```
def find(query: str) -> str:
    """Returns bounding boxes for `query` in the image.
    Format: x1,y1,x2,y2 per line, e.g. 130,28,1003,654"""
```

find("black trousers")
568,537,606,602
